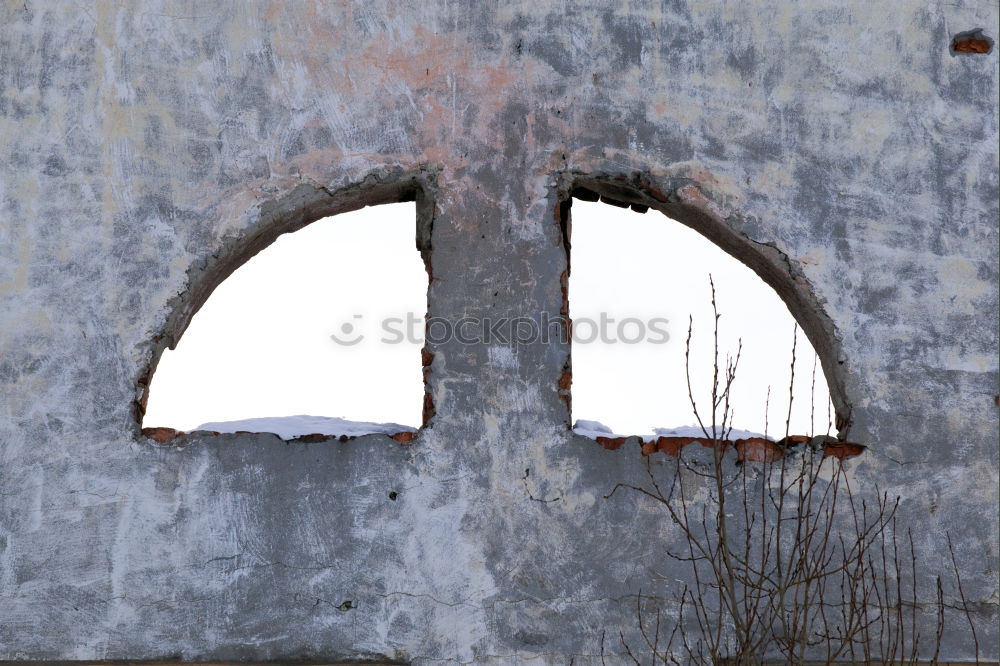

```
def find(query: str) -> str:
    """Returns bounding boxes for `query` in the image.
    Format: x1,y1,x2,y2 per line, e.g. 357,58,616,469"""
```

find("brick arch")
134,168,439,435
557,172,853,436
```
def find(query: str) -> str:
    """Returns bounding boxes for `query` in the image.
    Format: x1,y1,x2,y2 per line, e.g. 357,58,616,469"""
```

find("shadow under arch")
135,167,438,436
557,172,852,438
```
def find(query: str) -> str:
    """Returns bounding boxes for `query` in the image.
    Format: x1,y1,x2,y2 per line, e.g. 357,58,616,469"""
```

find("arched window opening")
141,202,427,440
567,196,835,442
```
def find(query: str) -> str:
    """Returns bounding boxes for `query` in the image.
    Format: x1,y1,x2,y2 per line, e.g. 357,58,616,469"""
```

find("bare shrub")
604,278,980,666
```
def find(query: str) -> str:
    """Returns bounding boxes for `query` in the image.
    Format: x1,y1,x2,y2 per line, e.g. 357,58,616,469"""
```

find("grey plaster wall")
0,1,996,662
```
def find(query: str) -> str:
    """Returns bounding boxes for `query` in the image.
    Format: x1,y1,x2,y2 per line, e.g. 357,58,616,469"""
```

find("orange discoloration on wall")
675,183,731,220
481,60,519,93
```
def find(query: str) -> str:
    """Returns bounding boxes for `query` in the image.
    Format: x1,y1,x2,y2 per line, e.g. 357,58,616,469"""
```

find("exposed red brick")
642,183,670,203
558,368,572,413
600,195,631,209
135,365,155,416
953,36,991,53
823,442,865,459
559,270,569,317
421,347,433,419
637,436,711,456
735,438,784,463
695,436,728,450
142,427,183,443
295,433,328,443
391,431,415,443
422,391,436,426
558,369,572,390
781,435,811,446
558,265,571,416
596,435,629,450
656,436,698,456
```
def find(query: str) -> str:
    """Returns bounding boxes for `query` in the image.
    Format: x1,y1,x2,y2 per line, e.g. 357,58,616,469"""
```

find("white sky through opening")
569,200,833,438
142,203,426,431
143,200,833,439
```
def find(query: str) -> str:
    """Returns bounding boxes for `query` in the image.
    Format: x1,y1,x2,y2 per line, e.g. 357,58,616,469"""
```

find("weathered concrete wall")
0,1,996,662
